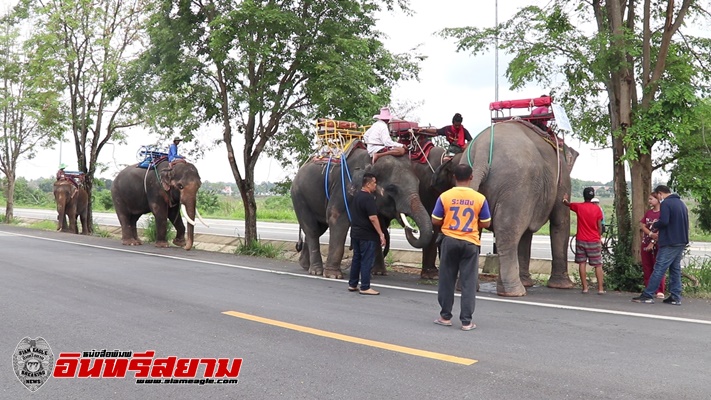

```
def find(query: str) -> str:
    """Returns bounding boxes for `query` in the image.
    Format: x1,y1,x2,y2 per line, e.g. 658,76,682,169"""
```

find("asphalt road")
2,225,710,399
10,208,711,262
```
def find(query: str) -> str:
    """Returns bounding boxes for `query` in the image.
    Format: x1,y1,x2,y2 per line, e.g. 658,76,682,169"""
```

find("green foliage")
682,257,711,299
234,239,282,259
12,178,53,207
92,190,114,211
141,216,175,243
136,0,421,244
600,227,644,292
197,190,220,215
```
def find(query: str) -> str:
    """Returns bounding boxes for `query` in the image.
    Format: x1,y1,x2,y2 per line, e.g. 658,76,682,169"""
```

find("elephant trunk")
180,203,197,250
401,193,434,249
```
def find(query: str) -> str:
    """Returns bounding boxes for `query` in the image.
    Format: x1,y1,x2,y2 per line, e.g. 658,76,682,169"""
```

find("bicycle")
569,223,615,257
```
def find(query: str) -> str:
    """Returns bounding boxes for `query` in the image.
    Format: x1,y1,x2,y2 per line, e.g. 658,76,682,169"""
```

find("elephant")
111,160,207,250
53,180,89,234
291,146,434,279
452,120,578,296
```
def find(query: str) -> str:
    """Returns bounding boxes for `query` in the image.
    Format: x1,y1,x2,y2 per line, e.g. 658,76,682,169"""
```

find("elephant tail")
295,226,304,252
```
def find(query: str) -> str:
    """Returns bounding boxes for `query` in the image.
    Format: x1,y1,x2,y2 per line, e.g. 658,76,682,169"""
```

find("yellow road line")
222,311,477,366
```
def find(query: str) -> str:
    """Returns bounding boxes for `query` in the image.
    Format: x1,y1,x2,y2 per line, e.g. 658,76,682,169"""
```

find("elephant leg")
518,230,534,287
117,212,142,245
547,204,574,289
298,241,310,270
306,234,324,276
494,224,527,297
324,212,349,279
129,215,142,243
154,216,169,248
372,246,387,276
79,213,89,235
420,238,439,280
169,207,186,247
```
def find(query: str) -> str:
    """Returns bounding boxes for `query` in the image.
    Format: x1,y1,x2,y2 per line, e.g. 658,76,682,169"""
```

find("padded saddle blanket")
138,152,168,169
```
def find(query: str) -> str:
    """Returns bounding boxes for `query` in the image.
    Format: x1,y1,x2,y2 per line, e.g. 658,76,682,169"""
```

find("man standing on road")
632,185,689,305
348,173,386,295
431,164,491,331
563,187,604,294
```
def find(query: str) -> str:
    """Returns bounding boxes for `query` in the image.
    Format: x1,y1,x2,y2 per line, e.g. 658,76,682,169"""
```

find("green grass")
141,216,176,243
234,239,282,258
28,220,59,231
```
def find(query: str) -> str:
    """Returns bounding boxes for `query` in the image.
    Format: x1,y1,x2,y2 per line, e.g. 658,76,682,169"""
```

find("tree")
15,0,146,232
668,100,711,230
0,17,64,222
441,1,709,264
137,0,421,244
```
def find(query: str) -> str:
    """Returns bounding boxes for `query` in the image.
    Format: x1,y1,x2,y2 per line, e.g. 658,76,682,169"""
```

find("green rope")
467,123,495,167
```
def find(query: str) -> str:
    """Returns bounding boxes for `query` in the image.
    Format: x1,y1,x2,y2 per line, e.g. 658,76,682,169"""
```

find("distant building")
221,186,233,196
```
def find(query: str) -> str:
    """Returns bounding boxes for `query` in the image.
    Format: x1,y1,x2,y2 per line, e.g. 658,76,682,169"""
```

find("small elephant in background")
53,180,89,234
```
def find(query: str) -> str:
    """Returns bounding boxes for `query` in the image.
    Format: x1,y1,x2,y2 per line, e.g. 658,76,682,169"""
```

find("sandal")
598,291,606,295
434,318,452,326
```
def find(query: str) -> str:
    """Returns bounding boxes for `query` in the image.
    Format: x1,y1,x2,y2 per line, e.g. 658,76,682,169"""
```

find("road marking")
3,229,711,326
222,310,477,365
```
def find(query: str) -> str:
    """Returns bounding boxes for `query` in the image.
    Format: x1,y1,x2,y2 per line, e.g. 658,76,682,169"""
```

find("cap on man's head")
653,185,671,194
59,163,67,169
452,113,463,124
173,136,183,142
583,187,595,201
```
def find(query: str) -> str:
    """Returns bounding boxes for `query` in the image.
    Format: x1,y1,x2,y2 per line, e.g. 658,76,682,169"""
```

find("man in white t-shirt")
363,107,405,163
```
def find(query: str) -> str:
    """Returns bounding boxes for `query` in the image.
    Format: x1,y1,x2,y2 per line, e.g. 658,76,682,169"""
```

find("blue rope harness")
323,154,354,222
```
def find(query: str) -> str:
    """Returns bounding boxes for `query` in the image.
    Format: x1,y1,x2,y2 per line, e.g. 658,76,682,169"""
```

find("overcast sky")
9,0,615,184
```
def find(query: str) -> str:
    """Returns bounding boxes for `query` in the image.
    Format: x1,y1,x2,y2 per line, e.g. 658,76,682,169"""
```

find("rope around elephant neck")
340,154,353,222
465,124,494,168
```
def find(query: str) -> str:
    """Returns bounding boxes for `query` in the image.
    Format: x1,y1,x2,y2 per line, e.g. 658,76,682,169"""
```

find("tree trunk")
238,184,258,244
629,153,653,263
4,173,15,223
83,175,94,234
612,135,631,243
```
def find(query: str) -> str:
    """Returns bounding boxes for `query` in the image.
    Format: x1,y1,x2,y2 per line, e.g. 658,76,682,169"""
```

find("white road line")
3,229,711,326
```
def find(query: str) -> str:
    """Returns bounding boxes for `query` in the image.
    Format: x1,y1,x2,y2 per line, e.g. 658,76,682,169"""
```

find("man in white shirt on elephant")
364,107,405,163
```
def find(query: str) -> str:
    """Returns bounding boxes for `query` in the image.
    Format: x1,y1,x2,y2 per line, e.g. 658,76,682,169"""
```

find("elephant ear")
160,168,173,192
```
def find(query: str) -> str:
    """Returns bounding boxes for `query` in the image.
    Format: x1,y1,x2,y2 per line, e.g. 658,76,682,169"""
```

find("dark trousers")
438,236,480,324
349,239,377,290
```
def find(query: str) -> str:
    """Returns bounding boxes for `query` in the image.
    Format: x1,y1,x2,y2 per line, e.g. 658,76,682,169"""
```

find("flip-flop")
434,318,452,326
598,291,607,295
461,323,477,331
581,290,589,294
347,287,358,292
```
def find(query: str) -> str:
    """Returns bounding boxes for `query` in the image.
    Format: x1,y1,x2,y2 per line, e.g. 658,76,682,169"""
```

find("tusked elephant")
111,160,208,250
455,120,578,296
53,180,89,234
291,146,433,279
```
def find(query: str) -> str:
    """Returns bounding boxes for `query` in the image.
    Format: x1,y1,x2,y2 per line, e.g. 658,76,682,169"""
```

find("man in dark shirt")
632,185,689,305
348,173,386,295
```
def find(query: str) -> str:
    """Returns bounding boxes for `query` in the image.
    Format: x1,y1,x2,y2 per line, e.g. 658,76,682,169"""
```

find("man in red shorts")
563,187,604,294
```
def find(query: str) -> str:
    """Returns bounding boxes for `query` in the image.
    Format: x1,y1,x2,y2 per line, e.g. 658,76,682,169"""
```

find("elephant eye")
178,183,184,190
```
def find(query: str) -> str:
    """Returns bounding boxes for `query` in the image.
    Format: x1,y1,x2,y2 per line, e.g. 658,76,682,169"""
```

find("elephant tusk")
195,208,210,228
181,204,196,226
400,213,418,234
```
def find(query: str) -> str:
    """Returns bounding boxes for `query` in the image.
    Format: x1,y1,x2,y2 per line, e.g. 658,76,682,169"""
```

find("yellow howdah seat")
315,118,367,159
